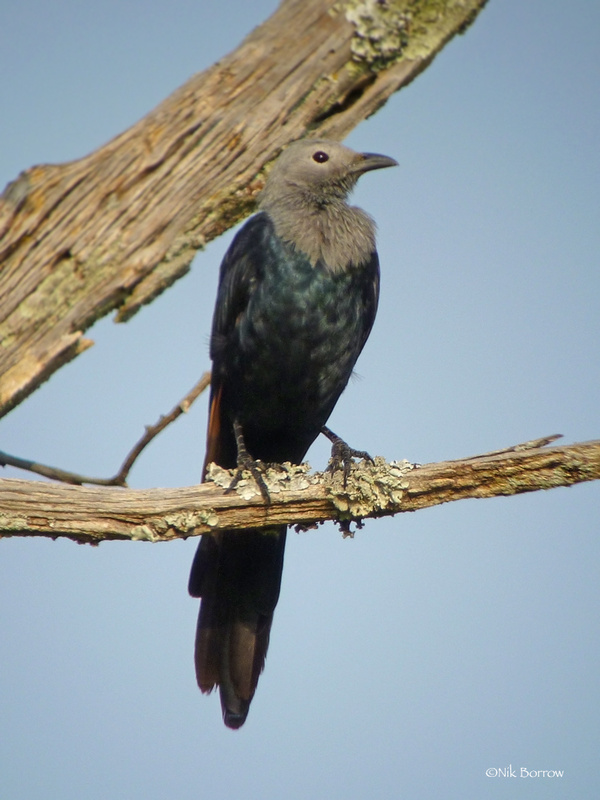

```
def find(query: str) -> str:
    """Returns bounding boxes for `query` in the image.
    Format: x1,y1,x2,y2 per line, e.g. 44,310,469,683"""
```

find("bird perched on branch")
188,138,397,728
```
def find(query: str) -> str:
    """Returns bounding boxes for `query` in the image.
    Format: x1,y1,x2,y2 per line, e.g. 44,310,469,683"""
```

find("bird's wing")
358,250,381,353
209,212,272,359
202,212,273,472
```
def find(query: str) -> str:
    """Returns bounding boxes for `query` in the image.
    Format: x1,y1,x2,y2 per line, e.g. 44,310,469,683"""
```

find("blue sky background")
1,1,599,798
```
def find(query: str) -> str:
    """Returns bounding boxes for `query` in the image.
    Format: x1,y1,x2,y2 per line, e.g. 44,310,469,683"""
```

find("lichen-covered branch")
1,437,597,545
0,0,488,419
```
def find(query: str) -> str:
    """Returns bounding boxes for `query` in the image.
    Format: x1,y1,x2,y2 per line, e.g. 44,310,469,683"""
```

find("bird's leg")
226,419,271,503
321,425,374,487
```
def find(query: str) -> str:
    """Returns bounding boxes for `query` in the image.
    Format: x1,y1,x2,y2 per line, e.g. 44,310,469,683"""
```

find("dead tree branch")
1,436,597,545
0,0,488,419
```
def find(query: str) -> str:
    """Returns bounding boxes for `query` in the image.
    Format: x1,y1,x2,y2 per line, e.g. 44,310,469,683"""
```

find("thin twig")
455,434,564,462
0,372,211,487
0,452,117,486
112,371,211,484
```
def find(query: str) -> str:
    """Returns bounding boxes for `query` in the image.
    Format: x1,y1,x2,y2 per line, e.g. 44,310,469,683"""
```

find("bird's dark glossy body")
210,212,379,466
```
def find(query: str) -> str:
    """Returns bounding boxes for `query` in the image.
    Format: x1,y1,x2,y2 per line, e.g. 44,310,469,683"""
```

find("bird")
188,138,397,728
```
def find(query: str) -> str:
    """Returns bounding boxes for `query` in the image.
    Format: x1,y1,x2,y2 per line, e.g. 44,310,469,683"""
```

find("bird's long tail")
188,525,287,729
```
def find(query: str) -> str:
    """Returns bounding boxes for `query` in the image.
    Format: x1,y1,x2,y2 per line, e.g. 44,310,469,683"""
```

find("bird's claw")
225,458,271,504
321,425,373,487
227,420,271,503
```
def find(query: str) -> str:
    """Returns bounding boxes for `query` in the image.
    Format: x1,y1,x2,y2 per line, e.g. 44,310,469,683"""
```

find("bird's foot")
321,425,374,487
226,459,271,504
225,420,271,503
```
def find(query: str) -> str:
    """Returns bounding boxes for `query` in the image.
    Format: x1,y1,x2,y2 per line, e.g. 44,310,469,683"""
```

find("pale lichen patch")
344,0,411,70
130,509,218,541
326,455,416,517
130,524,161,542
205,461,319,500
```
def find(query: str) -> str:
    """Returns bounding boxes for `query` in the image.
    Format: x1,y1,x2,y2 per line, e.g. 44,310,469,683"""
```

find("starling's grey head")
258,138,397,271
259,139,398,209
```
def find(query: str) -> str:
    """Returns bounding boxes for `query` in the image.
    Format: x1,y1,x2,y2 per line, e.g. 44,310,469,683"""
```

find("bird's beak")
354,152,399,174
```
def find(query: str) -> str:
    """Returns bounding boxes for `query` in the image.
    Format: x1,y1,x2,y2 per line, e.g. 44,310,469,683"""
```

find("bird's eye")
312,151,329,163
